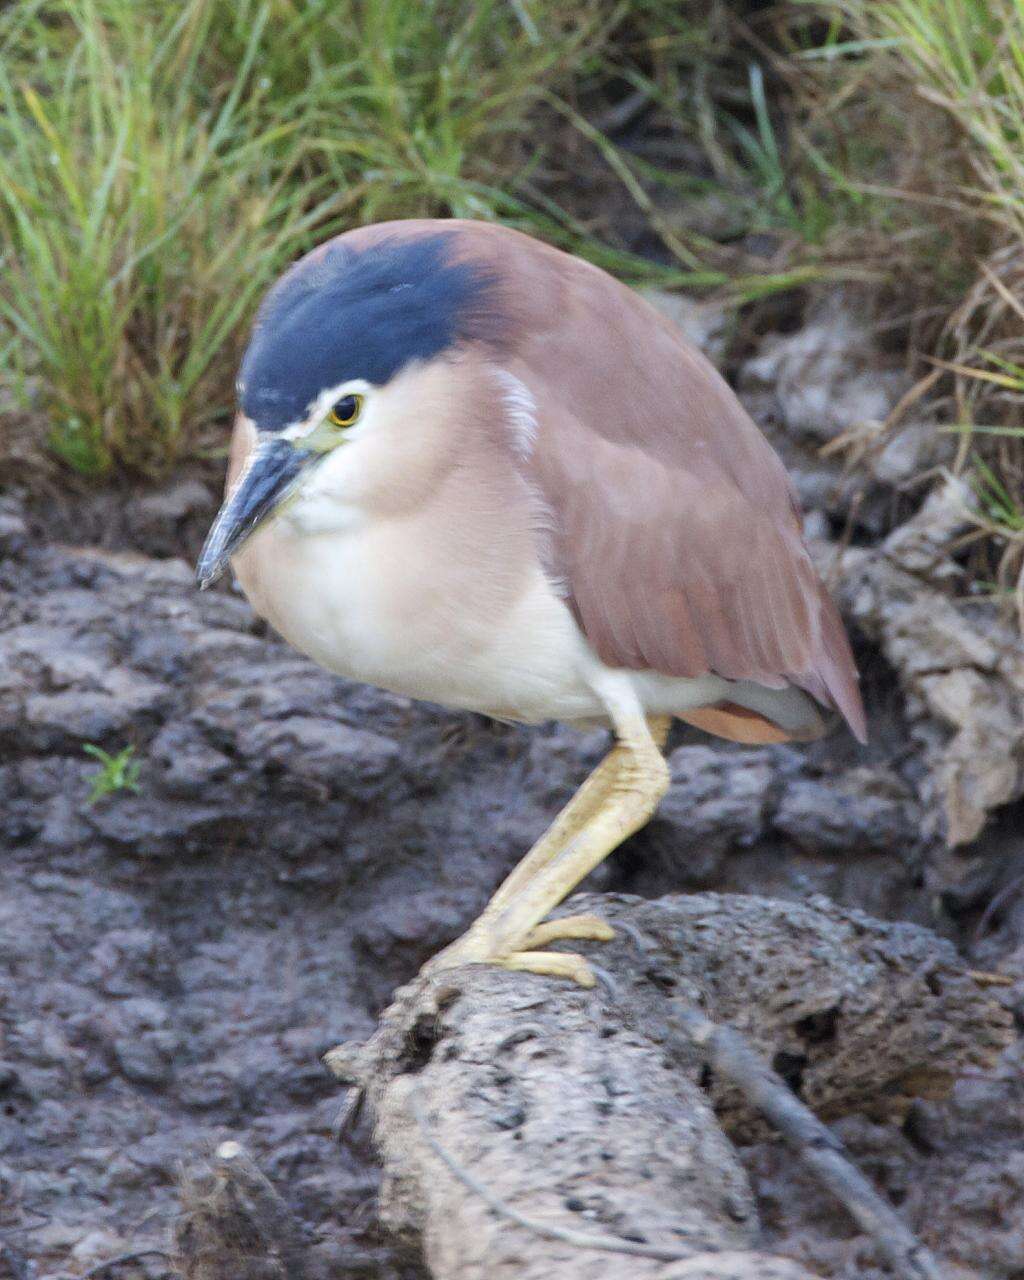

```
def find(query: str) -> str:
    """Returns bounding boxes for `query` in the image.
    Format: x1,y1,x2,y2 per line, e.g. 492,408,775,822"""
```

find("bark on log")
328,892,1012,1280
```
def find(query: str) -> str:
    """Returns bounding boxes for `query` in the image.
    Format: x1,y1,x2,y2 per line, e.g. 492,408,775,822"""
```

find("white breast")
233,499,824,736
232,492,611,723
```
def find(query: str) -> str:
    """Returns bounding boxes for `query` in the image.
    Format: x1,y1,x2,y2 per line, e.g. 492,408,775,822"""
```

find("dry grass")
770,0,1024,612
842,0,1024,612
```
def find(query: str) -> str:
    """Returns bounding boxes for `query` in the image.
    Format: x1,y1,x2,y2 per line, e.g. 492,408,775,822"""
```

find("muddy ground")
1,299,1023,1280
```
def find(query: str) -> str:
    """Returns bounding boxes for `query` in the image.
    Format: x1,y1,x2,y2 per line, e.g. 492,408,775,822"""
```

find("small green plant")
83,742,142,805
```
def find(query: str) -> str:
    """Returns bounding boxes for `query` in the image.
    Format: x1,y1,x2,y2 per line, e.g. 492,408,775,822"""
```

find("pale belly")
233,513,610,722
233,506,820,734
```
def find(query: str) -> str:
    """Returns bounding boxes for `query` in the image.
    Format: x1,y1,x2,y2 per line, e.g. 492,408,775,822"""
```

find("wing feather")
479,229,866,741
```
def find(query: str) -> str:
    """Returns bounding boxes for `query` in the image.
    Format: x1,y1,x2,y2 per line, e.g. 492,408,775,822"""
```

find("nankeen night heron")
197,219,866,987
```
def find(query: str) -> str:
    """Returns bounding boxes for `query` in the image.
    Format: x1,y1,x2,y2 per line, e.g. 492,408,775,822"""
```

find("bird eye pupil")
328,394,362,427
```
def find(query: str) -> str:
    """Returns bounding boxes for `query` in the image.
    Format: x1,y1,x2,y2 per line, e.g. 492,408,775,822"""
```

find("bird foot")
425,913,614,989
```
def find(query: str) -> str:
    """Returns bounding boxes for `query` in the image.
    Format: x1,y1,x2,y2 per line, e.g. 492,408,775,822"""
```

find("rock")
149,723,232,797
83,796,230,854
333,893,1011,1280
70,1228,128,1263
18,466,222,563
737,297,950,529
132,479,214,526
832,488,1024,847
662,747,775,846
0,510,29,555
746,1101,1024,1279
34,1221,90,1252
650,747,775,882
86,929,176,997
741,298,908,445
24,690,142,744
643,748,926,912
773,768,919,854
881,475,976,582
113,1034,176,1087
235,716,402,799
871,421,945,486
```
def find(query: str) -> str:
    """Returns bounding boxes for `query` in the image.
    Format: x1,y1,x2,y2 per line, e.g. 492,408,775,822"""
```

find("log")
327,892,1011,1280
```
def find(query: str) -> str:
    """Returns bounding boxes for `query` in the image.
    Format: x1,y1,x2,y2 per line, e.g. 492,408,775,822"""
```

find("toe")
522,914,616,948
500,950,597,987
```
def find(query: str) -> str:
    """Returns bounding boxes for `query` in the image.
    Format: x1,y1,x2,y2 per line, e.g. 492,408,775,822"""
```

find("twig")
332,1083,367,1144
972,872,1024,946
673,1008,944,1280
78,1250,174,1280
409,1089,692,1263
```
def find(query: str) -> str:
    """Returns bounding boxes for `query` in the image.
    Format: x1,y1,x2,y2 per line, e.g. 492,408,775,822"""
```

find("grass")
0,0,358,475
0,0,776,478
3,0,884,480
850,0,1024,242
0,0,610,475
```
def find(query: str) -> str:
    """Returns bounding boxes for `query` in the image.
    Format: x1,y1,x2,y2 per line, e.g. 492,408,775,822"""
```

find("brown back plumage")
439,220,865,742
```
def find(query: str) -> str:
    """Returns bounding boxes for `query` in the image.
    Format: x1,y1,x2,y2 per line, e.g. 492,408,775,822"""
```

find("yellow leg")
649,715,672,751
485,714,671,913
430,715,671,986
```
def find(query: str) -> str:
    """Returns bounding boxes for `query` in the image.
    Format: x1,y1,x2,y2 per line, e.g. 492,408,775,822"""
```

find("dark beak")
196,436,318,588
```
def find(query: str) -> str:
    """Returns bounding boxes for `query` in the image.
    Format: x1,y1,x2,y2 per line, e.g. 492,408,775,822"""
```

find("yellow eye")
328,394,363,428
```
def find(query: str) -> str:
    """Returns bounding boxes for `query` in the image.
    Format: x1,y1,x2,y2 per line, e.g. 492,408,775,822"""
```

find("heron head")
196,232,502,588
